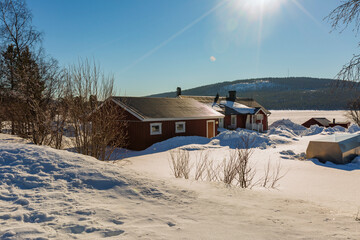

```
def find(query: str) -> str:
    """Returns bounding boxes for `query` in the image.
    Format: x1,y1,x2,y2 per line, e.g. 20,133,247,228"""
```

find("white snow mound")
214,129,274,149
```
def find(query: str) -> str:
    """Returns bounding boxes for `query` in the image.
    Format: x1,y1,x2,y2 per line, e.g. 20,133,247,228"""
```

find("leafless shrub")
234,135,256,189
206,158,221,182
194,151,208,181
261,160,272,188
355,208,360,221
167,133,287,190
270,161,287,189
222,151,239,186
169,149,190,179
261,160,287,189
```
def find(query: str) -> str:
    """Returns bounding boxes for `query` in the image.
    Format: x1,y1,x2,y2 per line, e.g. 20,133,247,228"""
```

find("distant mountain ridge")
148,77,358,110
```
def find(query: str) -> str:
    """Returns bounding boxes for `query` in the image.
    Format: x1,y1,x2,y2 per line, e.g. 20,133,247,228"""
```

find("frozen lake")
269,110,348,125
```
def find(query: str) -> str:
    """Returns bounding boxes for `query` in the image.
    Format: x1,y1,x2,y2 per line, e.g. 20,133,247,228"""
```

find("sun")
233,0,285,21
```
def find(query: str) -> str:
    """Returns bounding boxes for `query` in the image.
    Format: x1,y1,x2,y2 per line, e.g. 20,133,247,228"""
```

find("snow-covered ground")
269,110,348,125
1,111,360,239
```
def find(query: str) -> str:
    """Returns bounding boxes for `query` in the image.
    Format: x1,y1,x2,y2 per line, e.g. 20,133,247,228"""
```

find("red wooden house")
110,97,224,150
302,118,350,128
179,91,271,132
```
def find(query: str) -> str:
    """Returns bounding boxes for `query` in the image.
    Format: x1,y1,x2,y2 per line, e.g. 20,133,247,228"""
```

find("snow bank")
348,124,360,133
0,141,152,239
269,119,306,135
0,143,130,192
270,119,360,137
311,156,360,171
267,126,298,140
143,136,212,153
214,129,274,149
141,129,275,153
302,125,325,136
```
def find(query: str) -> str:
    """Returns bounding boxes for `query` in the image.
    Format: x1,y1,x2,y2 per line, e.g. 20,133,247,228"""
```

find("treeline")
0,0,126,160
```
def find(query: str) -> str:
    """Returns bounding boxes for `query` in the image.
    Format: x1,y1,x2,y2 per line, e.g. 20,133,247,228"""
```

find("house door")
207,120,215,138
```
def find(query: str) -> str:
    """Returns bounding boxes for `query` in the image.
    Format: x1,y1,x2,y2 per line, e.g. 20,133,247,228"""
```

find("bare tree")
327,0,360,86
63,59,127,160
0,0,62,144
0,0,41,53
347,97,360,125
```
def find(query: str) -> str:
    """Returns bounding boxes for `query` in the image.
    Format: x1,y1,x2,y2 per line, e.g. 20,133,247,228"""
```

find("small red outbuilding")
110,97,224,151
302,118,351,129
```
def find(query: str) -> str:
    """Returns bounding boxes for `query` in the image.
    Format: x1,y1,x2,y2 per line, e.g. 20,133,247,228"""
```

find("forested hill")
148,77,358,110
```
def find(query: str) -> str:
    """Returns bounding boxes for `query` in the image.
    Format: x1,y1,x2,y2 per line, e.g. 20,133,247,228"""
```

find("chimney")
213,93,219,104
176,87,181,97
333,118,336,124
228,91,236,101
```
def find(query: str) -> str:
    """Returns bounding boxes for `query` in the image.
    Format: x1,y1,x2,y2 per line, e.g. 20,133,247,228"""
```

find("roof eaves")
111,98,145,121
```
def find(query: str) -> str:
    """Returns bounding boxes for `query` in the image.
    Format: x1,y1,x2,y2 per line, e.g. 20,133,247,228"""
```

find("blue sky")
27,0,359,96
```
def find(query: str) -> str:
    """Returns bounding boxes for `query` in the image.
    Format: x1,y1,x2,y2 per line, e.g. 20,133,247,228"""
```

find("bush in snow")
168,149,191,179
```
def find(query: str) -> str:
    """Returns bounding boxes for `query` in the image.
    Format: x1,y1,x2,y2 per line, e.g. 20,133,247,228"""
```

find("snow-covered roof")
179,95,270,115
219,100,258,115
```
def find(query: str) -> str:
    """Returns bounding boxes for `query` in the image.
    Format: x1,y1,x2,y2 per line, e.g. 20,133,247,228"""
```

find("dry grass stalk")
206,159,221,182
222,151,239,186
261,160,287,189
194,151,208,181
235,135,256,189
169,149,190,179
270,160,287,189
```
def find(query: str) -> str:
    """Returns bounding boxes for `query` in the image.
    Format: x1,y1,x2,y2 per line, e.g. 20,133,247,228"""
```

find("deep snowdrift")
1,116,360,239
270,119,360,136
0,141,190,239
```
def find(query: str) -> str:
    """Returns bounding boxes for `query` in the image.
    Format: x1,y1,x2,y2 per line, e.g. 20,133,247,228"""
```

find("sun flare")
233,0,285,20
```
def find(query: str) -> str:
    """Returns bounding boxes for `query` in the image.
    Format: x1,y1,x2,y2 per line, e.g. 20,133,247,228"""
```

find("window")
150,123,162,135
231,115,237,126
219,118,224,128
256,114,264,121
175,122,186,133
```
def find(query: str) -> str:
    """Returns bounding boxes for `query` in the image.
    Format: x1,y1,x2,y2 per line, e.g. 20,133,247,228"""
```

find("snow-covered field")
1,111,360,239
269,110,348,125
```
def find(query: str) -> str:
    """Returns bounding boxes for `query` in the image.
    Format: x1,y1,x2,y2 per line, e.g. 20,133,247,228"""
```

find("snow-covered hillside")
222,80,282,92
1,117,360,239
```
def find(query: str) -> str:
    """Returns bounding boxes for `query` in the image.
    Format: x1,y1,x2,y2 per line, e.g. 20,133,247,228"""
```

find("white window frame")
175,121,186,133
231,115,237,126
150,123,162,135
256,114,264,121
218,118,224,128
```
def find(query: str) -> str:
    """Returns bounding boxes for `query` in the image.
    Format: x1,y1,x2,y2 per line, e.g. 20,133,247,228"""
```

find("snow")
219,100,257,114
348,124,360,133
1,111,360,239
269,110,348,125
222,80,281,91
214,129,274,149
